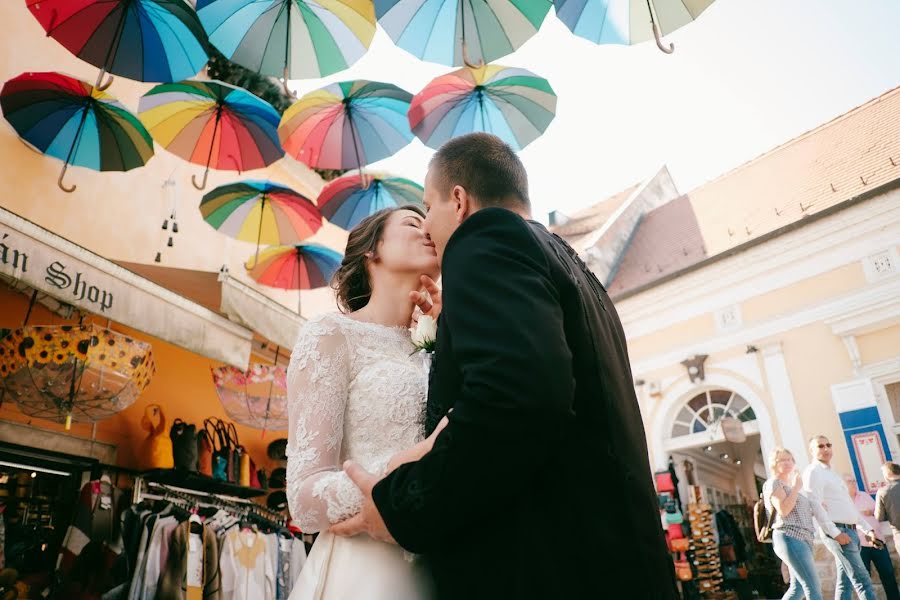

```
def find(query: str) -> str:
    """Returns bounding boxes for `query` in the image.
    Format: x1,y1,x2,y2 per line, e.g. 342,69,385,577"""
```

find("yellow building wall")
857,323,900,366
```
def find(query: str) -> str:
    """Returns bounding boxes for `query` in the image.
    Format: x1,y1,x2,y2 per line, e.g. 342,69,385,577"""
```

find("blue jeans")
823,525,877,600
861,543,900,600
773,530,824,600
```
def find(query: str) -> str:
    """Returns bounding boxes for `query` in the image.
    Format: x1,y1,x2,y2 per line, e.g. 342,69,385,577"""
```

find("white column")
761,342,809,469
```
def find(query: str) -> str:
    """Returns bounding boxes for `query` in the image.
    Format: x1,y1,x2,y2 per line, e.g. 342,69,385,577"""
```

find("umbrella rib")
62,105,92,174
97,1,131,84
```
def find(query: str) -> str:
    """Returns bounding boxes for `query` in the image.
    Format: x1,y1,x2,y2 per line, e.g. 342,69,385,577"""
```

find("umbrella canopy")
212,363,288,432
139,80,284,190
197,0,376,83
409,64,556,151
1,71,154,192
553,0,717,53
26,0,209,88
0,325,155,429
246,243,342,290
375,0,551,67
318,171,423,230
278,80,413,170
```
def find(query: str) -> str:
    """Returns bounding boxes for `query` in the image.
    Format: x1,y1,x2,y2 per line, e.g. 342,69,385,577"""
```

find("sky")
286,0,900,223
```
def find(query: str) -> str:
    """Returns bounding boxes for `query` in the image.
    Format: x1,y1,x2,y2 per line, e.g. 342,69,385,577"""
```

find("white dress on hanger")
286,313,432,600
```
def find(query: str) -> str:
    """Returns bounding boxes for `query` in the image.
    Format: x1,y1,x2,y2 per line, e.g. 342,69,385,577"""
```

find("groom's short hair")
430,133,530,209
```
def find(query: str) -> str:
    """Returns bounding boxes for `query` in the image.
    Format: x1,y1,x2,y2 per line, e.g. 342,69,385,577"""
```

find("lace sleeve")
285,316,363,533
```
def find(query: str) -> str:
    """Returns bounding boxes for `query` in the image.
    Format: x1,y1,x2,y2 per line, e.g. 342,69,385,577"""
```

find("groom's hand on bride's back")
329,461,396,544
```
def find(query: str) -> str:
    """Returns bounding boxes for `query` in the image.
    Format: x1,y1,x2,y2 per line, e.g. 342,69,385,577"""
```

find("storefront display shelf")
139,469,266,499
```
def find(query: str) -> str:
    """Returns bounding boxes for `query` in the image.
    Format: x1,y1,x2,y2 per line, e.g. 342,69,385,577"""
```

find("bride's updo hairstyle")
332,204,427,313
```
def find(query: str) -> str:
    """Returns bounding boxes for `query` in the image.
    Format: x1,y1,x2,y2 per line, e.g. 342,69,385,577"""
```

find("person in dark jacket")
331,133,678,599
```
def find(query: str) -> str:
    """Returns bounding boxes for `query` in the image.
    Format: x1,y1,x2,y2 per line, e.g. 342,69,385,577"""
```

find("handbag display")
170,419,198,472
140,404,174,470
204,418,231,482
197,428,214,477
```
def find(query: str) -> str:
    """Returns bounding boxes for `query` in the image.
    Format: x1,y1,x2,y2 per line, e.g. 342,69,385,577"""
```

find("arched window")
670,389,756,439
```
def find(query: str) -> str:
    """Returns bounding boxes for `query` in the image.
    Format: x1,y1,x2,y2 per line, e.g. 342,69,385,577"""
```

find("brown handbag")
197,427,214,477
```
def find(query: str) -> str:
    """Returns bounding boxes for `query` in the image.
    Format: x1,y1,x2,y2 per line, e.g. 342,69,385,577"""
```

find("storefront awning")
0,208,254,368
218,270,303,350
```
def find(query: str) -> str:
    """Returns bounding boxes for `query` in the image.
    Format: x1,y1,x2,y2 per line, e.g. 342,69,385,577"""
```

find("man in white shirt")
803,435,878,600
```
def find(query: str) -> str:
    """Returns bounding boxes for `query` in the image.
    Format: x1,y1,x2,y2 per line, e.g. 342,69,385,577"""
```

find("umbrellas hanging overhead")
278,80,413,171
0,325,155,430
375,0,552,67
552,0,717,53
408,64,556,151
26,0,209,88
200,179,322,265
1,71,155,192
138,80,284,190
197,0,376,89
211,362,289,433
317,171,423,230
246,243,342,313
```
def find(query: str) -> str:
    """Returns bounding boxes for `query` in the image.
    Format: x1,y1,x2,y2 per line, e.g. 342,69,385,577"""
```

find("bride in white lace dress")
286,206,442,599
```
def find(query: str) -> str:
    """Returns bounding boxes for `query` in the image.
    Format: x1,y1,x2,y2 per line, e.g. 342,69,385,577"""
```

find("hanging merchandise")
0,325,155,429
170,419,199,472
211,363,289,433
141,404,174,470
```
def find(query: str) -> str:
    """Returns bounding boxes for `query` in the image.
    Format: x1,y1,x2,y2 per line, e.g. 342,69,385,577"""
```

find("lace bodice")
285,312,428,533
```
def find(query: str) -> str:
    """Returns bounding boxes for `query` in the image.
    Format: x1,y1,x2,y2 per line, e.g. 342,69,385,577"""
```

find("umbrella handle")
192,169,210,190
462,41,485,69
652,22,674,54
58,164,76,193
282,67,297,99
95,70,115,92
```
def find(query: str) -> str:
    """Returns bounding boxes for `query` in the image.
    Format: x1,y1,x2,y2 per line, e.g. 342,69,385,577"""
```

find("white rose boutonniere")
410,315,437,354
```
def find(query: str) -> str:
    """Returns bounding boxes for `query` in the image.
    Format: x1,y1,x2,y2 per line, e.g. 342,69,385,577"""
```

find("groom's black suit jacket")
373,208,677,599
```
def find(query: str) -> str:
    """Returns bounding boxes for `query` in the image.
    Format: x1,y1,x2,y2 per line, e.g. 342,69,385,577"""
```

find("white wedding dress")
285,312,433,600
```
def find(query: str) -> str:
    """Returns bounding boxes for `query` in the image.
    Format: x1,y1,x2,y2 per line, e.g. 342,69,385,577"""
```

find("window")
671,389,756,439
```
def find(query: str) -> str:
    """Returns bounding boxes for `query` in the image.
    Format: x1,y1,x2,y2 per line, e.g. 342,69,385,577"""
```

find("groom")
331,133,677,599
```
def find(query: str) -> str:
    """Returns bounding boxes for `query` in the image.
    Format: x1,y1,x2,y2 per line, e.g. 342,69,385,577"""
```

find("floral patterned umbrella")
0,325,155,429
211,362,288,433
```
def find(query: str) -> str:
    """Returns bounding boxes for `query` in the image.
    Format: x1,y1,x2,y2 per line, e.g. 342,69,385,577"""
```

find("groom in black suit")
332,133,678,599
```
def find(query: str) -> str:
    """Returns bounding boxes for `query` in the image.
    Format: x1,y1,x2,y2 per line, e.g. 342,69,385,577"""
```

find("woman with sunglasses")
764,447,839,600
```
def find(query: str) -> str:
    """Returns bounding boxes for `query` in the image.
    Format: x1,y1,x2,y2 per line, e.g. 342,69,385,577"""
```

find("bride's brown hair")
332,205,427,313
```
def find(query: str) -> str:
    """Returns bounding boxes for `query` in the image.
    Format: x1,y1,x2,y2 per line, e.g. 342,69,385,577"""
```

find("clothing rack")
132,477,288,529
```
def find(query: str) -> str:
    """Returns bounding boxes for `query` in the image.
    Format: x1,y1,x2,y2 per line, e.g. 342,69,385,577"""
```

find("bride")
286,205,443,599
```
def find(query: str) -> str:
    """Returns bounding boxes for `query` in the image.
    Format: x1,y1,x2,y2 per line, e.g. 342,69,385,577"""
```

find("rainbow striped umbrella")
247,243,342,314
200,179,322,265
138,80,284,190
1,71,154,193
26,0,209,88
375,0,551,67
278,80,413,171
409,64,556,151
318,171,423,230
197,0,376,85
553,0,718,53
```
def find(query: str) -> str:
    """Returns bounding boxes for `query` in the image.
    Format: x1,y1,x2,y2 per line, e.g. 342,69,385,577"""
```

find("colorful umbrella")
246,243,342,313
318,171,423,230
200,179,322,265
553,0,717,54
212,361,288,433
375,0,552,67
278,80,413,172
0,325,155,429
197,0,376,89
138,80,284,190
26,0,209,89
409,64,556,151
1,71,155,192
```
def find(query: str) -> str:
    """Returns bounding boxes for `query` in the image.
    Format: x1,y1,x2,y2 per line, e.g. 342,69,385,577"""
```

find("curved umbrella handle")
95,70,115,91
58,164,76,193
282,67,297,99
462,41,485,69
192,169,210,190
652,22,674,54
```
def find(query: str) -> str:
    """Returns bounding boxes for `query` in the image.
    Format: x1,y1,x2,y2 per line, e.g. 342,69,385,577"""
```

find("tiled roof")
606,85,900,297
606,196,707,296
549,184,639,252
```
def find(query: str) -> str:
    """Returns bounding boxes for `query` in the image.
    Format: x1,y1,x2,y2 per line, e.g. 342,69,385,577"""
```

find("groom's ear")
452,185,469,223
